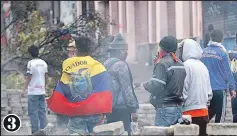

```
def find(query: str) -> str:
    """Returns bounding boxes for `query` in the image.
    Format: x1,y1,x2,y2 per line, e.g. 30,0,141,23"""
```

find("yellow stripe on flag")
60,56,106,84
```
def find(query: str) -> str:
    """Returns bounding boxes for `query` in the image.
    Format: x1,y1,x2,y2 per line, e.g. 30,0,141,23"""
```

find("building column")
176,1,195,39
156,1,168,43
118,1,126,33
109,1,119,35
175,1,184,39
135,1,148,44
197,1,203,39
126,1,136,62
148,1,154,43
156,1,161,43
149,1,157,44
94,1,99,12
76,2,82,16
183,1,191,38
94,1,104,39
76,1,82,34
95,1,104,15
192,1,198,37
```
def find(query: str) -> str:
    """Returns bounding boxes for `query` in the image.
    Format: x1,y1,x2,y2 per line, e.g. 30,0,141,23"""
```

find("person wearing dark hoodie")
228,32,237,123
201,29,236,123
203,24,214,48
104,33,139,135
143,36,186,127
180,39,213,136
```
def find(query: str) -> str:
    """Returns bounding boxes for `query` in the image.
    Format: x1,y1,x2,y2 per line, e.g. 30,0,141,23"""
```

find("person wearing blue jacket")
201,29,236,123
228,32,237,123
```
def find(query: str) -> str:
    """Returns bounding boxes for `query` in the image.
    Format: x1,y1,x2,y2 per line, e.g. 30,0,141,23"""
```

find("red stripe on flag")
46,90,112,116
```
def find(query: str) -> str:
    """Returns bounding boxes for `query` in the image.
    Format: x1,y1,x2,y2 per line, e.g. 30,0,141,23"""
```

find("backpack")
104,58,121,107
68,68,93,101
230,58,237,73
104,58,139,110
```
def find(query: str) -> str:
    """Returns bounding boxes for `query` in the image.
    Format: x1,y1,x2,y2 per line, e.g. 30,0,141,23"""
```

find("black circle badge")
2,114,21,133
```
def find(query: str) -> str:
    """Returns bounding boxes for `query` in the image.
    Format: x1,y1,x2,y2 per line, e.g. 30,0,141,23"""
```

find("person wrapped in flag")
47,36,112,135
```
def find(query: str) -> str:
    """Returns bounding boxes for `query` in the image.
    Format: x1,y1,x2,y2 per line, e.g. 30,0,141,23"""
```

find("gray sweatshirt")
182,39,213,112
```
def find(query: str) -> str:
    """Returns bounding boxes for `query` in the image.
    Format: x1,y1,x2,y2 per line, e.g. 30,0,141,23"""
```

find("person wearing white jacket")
180,39,213,136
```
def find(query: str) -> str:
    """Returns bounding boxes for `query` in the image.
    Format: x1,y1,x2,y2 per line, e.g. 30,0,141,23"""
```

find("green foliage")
1,2,115,89
17,11,47,54
1,72,25,90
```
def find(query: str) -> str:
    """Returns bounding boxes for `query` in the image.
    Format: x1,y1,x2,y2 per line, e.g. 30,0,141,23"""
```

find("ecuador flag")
46,56,112,116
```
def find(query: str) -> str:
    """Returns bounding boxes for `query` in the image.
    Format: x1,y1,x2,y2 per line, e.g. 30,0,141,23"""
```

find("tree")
1,1,116,78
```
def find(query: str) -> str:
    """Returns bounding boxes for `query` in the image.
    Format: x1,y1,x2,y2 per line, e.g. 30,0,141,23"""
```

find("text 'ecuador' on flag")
46,56,112,116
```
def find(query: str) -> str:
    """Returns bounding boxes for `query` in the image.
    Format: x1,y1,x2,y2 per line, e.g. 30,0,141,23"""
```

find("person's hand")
131,113,138,122
231,90,236,98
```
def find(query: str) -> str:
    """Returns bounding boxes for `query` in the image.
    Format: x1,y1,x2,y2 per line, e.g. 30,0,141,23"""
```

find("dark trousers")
106,109,132,135
208,90,227,123
232,97,237,123
192,116,209,136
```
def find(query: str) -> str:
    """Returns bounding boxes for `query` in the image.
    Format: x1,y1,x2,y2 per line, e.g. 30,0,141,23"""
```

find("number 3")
7,117,16,130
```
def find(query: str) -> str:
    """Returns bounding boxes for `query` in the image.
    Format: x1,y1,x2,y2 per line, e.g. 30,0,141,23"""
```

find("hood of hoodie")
182,39,203,62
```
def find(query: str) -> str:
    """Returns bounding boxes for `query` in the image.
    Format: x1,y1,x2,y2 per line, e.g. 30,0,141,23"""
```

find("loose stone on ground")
206,123,237,136
93,121,124,135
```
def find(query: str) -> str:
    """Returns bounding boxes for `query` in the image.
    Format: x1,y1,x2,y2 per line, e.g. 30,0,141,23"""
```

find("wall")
1,85,57,135
202,1,237,37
